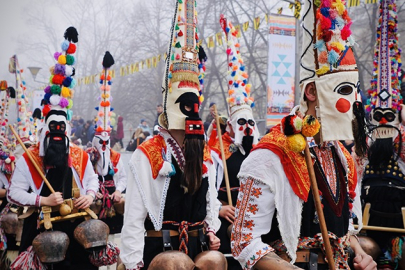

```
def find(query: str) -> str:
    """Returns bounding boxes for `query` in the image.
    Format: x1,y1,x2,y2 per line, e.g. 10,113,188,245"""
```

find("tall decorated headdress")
365,0,402,139
159,0,205,139
220,15,259,154
0,81,15,140
92,51,115,177
299,0,360,143
9,55,34,144
39,27,78,156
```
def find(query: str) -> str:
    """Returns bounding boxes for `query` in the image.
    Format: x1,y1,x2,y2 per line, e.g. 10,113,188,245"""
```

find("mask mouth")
369,124,399,139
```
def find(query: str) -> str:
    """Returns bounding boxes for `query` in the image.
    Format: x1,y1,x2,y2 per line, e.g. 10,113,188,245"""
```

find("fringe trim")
171,72,200,86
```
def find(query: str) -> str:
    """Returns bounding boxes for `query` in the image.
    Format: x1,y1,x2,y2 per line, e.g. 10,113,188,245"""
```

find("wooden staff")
213,105,232,207
304,144,335,270
9,124,55,193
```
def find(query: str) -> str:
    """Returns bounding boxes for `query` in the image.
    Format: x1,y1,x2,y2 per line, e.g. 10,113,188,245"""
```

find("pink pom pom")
226,48,232,55
100,85,105,91
59,97,69,108
54,52,62,61
106,86,111,91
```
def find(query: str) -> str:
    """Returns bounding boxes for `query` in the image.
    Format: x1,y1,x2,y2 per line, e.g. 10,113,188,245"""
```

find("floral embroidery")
253,124,310,201
138,135,166,179
244,220,255,230
247,204,258,215
251,187,262,198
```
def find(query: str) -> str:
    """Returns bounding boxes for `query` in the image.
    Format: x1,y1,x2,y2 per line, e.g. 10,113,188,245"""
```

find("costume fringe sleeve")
204,161,221,233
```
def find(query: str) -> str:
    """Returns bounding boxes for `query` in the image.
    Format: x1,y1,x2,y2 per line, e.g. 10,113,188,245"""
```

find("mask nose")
380,118,388,125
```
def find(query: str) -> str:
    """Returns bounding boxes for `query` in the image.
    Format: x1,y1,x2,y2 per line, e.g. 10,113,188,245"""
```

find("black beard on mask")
43,136,69,168
182,136,205,195
241,134,254,154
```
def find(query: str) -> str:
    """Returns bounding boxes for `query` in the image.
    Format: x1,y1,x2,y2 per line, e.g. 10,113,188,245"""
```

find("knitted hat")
220,15,259,153
299,0,360,142
159,0,205,138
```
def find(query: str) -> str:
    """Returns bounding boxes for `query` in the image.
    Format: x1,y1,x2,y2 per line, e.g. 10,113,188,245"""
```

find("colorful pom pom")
286,134,306,153
301,115,321,137
58,55,67,65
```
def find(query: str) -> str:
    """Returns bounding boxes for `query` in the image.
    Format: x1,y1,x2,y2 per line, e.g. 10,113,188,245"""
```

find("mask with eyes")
227,105,259,155
299,0,361,143
92,132,111,176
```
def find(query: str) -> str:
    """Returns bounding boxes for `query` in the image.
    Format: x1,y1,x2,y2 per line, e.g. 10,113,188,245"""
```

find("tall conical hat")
95,51,115,135
299,0,360,143
220,15,259,151
366,0,402,114
159,0,204,134
9,55,34,143
39,26,78,156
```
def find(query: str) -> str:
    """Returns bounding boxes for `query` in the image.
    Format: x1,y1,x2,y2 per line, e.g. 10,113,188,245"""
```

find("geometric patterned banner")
267,14,296,126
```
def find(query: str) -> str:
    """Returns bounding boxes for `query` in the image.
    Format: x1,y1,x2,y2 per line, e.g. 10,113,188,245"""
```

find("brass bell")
59,203,72,216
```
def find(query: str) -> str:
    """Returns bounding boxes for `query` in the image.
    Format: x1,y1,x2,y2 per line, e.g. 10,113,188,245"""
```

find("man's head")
141,119,147,126
156,104,163,114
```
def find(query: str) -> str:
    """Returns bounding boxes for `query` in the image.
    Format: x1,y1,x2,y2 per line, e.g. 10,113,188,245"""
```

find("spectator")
204,102,216,132
137,119,151,134
74,118,85,140
116,116,124,148
126,128,145,151
86,120,95,143
143,131,152,141
154,104,164,127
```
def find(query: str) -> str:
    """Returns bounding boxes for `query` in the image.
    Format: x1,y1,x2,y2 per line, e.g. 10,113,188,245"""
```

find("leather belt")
278,250,326,264
146,229,201,238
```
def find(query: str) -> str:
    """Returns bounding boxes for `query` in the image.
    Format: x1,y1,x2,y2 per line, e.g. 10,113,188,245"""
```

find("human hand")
96,192,103,199
219,205,235,223
41,192,63,206
74,195,93,209
353,252,377,270
111,190,122,203
207,232,220,250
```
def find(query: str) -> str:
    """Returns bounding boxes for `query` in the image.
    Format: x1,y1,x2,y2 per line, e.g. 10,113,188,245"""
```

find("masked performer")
208,17,258,270
87,52,126,252
8,27,100,270
355,0,405,268
231,0,376,269
120,1,223,269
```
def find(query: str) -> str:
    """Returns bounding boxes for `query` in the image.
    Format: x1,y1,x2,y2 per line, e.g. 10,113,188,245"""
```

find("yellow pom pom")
61,87,70,98
58,55,67,65
286,134,306,153
316,65,329,76
302,115,321,137
199,95,204,103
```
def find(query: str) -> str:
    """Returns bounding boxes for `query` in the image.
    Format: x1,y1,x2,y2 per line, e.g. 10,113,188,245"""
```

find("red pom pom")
67,43,76,54
96,126,103,132
52,74,65,85
10,156,15,162
320,16,332,31
42,105,51,116
322,30,333,42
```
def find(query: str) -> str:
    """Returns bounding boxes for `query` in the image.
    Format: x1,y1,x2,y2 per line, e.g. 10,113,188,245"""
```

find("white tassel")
159,161,175,177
